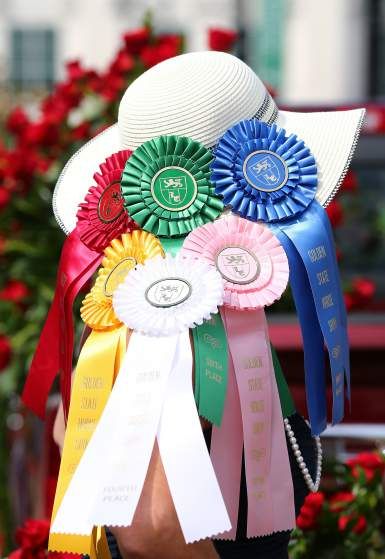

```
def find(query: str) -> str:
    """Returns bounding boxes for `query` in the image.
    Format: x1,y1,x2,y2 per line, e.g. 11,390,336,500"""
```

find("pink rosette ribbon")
182,214,296,538
22,150,137,419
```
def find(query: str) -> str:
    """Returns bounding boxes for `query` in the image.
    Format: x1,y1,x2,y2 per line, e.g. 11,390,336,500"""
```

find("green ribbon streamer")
271,344,296,418
161,237,185,256
193,313,228,427
193,320,296,426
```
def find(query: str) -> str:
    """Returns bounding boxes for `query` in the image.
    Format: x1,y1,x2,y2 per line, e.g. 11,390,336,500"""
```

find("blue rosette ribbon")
211,119,350,435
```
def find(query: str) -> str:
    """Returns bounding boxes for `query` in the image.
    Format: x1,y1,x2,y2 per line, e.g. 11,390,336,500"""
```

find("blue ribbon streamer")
276,201,347,425
274,231,327,435
211,118,350,431
316,206,351,404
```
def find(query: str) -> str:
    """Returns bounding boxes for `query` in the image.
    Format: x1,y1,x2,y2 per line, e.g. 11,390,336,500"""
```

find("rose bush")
289,451,385,558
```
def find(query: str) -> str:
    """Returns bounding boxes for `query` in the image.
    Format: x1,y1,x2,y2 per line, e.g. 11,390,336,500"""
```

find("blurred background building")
0,0,383,103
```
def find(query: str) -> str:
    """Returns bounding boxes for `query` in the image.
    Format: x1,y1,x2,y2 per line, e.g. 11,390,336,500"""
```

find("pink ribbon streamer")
210,311,243,538
211,307,296,538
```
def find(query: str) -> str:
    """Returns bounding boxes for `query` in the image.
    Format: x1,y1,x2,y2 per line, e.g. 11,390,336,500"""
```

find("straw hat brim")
53,106,365,235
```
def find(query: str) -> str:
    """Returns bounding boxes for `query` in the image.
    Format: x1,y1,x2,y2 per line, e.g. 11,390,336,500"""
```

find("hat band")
252,91,278,125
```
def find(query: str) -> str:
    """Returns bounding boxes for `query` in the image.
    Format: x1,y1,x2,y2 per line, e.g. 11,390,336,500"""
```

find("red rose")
110,49,134,74
0,279,29,302
326,199,344,228
72,122,91,141
140,35,181,69
99,73,126,102
0,188,11,211
22,120,59,148
341,170,358,193
123,28,150,54
304,491,325,511
6,107,30,136
329,491,355,513
66,60,88,81
296,491,324,530
347,451,385,481
338,514,367,535
208,28,238,52
351,278,375,304
296,511,317,530
0,335,12,371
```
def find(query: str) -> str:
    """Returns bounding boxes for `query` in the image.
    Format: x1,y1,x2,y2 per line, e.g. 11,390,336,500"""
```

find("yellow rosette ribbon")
49,231,164,557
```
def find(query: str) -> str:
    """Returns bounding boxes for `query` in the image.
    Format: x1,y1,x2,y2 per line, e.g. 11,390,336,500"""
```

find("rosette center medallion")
151,167,198,211
215,246,261,285
97,181,124,223
145,277,192,308
243,150,288,192
104,257,137,296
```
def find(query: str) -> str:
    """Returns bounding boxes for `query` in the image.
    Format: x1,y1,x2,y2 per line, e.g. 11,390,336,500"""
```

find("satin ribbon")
211,307,295,539
192,313,228,426
49,325,126,555
157,330,231,542
317,205,351,404
273,201,347,426
51,331,230,542
22,229,102,419
277,233,327,435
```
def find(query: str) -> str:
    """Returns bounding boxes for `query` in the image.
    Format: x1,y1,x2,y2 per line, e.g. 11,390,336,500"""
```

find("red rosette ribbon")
22,150,137,418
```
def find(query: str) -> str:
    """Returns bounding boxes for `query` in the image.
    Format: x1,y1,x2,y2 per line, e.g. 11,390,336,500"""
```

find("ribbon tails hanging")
50,254,231,545
211,120,350,435
182,215,296,538
49,230,163,555
22,150,137,418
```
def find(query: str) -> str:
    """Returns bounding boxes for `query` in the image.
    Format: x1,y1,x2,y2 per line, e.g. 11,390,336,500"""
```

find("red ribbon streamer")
22,230,101,418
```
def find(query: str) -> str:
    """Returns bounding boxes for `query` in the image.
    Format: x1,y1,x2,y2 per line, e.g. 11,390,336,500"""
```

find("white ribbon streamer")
158,330,231,543
52,332,177,534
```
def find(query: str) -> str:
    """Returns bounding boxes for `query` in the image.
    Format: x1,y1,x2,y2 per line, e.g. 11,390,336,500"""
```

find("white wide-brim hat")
54,51,365,234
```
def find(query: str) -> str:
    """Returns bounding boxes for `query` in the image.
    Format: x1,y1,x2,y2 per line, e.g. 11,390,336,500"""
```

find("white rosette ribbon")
51,254,230,544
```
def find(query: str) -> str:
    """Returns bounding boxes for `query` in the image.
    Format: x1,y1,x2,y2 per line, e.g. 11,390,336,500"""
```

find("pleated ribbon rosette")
50,253,232,544
22,150,137,418
182,214,296,539
212,120,350,435
49,230,163,556
121,135,223,254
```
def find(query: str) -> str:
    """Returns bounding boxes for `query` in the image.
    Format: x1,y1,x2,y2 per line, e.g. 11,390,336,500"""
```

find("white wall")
281,0,369,104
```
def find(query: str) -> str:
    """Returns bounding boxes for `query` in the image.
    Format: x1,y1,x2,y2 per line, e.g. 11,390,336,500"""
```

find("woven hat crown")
118,51,277,150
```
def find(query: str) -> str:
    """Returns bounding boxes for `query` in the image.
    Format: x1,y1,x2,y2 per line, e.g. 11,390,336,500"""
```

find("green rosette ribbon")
121,135,224,238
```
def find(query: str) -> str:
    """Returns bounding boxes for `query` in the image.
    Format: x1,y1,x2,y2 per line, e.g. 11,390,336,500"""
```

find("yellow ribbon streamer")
49,325,127,555
49,231,163,556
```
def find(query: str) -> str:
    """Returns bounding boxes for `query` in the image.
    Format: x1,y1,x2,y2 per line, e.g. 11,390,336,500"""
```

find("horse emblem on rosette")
146,277,192,308
223,252,250,280
244,152,288,192
159,176,188,206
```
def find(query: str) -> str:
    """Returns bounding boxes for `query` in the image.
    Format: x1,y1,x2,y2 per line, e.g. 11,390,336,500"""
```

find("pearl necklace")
284,417,322,493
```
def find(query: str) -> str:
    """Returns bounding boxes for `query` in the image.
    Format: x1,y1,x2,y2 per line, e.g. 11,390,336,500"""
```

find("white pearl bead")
284,417,323,493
